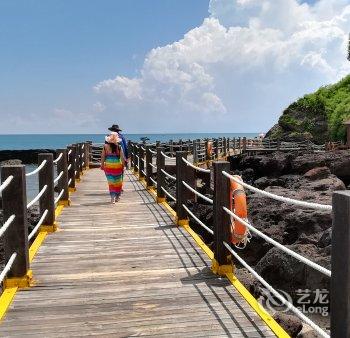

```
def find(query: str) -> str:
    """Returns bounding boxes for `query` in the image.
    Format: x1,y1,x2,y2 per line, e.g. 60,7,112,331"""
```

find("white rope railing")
81,144,85,149
27,185,47,209
26,160,47,177
150,163,157,169
53,153,63,164
0,215,15,238
141,146,146,151
68,178,72,185
150,177,157,187
54,171,64,185
28,209,48,241
223,207,331,277
68,149,72,156
182,181,213,204
0,176,13,194
67,164,72,170
0,253,17,285
222,171,332,211
161,187,176,202
182,158,210,173
223,242,329,338
182,204,213,235
54,189,65,204
141,170,146,176
161,151,176,160
161,169,176,181
149,149,156,155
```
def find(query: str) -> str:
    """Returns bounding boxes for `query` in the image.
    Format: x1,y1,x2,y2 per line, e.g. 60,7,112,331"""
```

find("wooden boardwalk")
0,169,275,337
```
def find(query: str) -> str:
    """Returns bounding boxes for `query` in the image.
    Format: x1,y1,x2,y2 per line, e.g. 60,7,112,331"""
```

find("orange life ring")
207,141,213,158
229,175,248,245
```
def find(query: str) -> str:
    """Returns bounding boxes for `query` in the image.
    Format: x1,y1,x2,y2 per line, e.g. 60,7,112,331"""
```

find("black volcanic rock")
0,149,55,164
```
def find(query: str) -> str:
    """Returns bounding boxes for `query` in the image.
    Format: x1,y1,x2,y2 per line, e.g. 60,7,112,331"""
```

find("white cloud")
94,0,350,133
93,101,106,113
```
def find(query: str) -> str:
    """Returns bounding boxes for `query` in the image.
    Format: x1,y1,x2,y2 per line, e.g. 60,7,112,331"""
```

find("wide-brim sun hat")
108,124,122,132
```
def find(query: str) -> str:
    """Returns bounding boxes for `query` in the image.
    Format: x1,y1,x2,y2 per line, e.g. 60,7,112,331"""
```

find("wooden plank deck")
0,169,275,337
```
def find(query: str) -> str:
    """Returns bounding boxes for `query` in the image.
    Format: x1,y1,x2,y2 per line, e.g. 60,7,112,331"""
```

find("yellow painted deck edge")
225,273,290,338
0,198,69,323
152,195,287,338
29,230,48,263
0,287,17,321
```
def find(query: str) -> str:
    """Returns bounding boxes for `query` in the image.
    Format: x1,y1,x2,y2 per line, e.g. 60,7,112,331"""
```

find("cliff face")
267,74,350,144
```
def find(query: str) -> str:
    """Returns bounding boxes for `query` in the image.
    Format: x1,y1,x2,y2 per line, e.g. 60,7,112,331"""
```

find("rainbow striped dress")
104,148,123,198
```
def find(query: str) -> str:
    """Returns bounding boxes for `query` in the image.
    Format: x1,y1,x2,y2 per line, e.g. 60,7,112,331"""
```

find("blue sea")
0,133,258,150
1,133,258,200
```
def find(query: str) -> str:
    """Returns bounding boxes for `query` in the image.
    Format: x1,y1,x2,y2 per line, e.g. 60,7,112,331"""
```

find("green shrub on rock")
267,74,350,144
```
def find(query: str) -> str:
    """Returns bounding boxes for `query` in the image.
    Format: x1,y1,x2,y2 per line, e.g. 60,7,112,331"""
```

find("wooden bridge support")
139,145,145,180
156,147,165,203
212,161,232,276
127,141,132,170
331,191,350,338
145,146,153,189
38,153,56,231
67,145,76,191
175,151,194,226
1,166,30,283
56,148,69,205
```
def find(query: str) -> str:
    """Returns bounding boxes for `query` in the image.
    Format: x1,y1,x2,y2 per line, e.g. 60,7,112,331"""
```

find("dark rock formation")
273,312,303,337
0,149,55,164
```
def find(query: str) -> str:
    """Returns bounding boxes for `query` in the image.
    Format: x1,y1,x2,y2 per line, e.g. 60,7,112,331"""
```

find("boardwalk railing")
0,142,90,295
128,138,348,338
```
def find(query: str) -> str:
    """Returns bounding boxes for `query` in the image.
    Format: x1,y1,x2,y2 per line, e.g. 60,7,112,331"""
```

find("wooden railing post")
127,140,132,170
83,142,90,169
179,139,183,152
169,140,173,157
242,137,247,153
72,144,80,181
331,191,350,337
145,146,153,188
205,140,210,162
56,148,69,205
156,147,165,203
212,161,232,275
135,144,140,173
38,153,56,230
132,144,137,172
214,139,219,160
78,143,84,173
175,151,191,225
233,137,236,154
193,140,198,164
1,165,30,282
67,145,76,191
223,137,227,157
139,144,145,180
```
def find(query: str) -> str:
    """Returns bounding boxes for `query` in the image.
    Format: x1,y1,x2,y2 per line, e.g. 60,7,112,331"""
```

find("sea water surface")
1,133,258,200
0,133,258,150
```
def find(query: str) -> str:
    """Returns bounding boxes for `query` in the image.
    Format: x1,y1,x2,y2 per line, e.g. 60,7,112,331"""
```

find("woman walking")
101,133,124,204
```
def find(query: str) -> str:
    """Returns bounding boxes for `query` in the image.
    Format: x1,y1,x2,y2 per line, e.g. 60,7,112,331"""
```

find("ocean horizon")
0,133,259,150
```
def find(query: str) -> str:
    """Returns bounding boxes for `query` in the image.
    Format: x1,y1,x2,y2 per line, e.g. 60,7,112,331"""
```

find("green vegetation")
267,74,350,143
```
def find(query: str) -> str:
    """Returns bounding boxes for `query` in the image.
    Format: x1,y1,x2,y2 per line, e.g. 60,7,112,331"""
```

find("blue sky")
0,0,349,134
0,0,208,133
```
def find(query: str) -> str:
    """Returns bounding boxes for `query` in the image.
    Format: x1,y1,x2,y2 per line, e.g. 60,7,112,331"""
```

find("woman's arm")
100,147,106,170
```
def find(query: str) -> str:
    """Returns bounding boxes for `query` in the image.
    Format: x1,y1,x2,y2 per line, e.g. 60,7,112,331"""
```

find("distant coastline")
0,133,258,150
